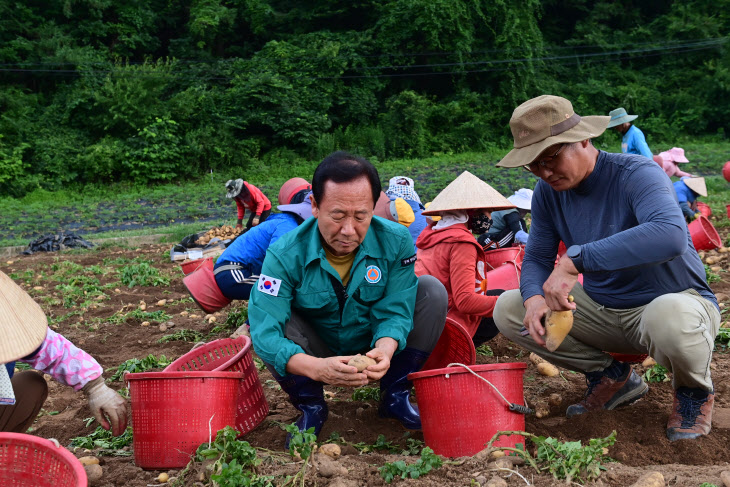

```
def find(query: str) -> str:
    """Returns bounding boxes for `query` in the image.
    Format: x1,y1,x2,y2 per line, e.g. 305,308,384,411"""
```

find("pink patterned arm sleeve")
20,329,103,391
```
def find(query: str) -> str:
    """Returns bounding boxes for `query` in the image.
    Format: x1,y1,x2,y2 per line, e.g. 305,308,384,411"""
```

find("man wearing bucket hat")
493,95,720,441
415,171,515,346
384,176,428,248
214,178,314,301
248,151,448,447
478,188,533,249
673,176,707,223
658,147,694,178
0,272,128,435
224,179,272,232
606,107,653,160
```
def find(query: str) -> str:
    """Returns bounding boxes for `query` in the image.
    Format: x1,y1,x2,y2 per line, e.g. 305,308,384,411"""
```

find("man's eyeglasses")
523,144,566,173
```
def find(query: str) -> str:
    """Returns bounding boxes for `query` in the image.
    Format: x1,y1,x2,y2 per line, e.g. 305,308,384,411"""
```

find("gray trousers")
285,275,447,357
494,283,720,392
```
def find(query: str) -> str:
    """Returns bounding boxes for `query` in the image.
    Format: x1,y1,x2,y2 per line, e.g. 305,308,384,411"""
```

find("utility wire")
0,36,725,68
0,41,723,81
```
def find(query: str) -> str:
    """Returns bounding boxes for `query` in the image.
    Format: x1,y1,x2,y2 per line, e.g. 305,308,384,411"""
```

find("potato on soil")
529,352,546,366
537,362,559,377
84,464,103,484
548,393,562,407
78,456,99,466
319,443,341,459
629,471,664,487
642,356,657,367
347,354,376,372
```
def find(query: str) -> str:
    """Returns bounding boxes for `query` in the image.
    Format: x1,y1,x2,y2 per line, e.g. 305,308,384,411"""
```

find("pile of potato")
196,225,242,245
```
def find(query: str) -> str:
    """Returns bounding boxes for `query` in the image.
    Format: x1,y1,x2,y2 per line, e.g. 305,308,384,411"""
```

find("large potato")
347,354,376,372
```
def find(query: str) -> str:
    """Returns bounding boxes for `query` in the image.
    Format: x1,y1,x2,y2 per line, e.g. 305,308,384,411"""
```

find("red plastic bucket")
126,371,242,469
697,202,712,218
485,262,521,291
0,433,87,487
409,363,528,457
483,247,523,271
688,215,721,250
180,257,214,276
723,161,730,183
183,265,232,313
421,317,476,371
726,204,730,219
165,337,269,437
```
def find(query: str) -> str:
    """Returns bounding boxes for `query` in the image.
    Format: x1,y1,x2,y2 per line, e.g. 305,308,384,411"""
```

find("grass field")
1,136,728,247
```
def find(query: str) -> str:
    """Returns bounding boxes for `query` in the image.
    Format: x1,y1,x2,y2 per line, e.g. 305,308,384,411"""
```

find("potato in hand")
347,354,376,372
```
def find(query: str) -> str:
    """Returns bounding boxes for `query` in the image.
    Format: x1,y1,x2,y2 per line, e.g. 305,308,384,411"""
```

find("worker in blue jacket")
248,152,448,447
214,178,313,300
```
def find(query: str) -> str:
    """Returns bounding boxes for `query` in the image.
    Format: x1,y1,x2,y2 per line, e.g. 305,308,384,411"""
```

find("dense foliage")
0,1,728,196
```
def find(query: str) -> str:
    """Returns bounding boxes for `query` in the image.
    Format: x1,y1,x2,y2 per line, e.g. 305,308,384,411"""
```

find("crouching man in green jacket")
248,151,448,447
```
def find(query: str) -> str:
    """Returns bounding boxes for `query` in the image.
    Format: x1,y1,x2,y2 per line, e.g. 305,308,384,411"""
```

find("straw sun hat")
497,95,610,168
0,271,48,363
683,177,707,197
421,171,514,216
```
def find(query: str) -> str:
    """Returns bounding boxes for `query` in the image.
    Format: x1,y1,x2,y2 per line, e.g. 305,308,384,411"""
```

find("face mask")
469,214,492,234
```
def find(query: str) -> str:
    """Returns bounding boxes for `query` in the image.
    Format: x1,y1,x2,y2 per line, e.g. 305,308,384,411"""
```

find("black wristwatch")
566,245,584,273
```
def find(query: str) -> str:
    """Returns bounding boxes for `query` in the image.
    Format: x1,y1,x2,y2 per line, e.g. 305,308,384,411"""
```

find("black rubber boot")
378,347,429,429
265,363,328,449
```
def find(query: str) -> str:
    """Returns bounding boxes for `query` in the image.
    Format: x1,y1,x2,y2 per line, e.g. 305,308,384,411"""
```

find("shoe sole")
605,381,649,410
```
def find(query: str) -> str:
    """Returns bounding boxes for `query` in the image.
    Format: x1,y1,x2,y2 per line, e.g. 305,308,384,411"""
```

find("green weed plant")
379,447,443,483
107,354,173,382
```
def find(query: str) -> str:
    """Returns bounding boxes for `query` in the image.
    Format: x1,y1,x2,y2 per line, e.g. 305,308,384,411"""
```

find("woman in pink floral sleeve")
0,272,127,435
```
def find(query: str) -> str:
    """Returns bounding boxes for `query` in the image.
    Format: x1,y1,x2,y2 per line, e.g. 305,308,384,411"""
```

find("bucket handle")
484,246,524,272
445,362,534,415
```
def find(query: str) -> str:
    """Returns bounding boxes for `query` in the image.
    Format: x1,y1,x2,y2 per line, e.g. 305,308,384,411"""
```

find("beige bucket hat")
497,95,610,168
0,271,48,363
421,171,514,216
683,177,707,197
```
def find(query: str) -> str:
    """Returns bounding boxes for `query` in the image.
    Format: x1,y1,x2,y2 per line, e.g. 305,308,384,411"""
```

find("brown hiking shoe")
566,367,649,418
666,388,714,441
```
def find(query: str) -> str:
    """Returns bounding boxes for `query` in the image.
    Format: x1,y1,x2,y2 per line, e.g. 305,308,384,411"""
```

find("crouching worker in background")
248,151,448,447
1,272,127,436
215,178,313,300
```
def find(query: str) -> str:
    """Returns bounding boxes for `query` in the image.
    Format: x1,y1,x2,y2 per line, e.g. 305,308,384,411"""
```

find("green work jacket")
248,216,418,375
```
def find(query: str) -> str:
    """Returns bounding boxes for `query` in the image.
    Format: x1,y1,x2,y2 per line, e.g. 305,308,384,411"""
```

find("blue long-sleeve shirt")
621,125,653,159
673,180,698,204
520,151,716,310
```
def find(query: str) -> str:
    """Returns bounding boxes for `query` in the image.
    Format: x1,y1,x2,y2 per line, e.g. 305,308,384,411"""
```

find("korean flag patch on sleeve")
257,274,282,297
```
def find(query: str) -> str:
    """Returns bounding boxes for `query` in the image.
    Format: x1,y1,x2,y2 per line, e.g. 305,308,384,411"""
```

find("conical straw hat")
422,171,515,215
0,271,48,363
684,177,707,197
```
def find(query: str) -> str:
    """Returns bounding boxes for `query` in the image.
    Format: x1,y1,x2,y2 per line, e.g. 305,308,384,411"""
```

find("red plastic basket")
126,371,243,469
688,215,721,250
422,317,476,371
165,337,269,438
697,202,712,218
483,247,523,271
180,257,215,276
0,433,87,487
409,363,528,458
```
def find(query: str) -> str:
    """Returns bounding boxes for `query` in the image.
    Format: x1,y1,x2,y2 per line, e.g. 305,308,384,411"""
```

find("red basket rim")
0,432,88,485
409,361,527,381
125,371,244,381
165,336,251,372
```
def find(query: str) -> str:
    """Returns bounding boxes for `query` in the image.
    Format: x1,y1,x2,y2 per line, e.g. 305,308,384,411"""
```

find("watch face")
568,246,580,258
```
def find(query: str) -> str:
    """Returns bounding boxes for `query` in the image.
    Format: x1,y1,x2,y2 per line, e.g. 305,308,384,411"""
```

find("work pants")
494,283,720,391
0,371,48,433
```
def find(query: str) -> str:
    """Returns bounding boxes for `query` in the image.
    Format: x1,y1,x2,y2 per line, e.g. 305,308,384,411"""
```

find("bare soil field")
2,237,730,487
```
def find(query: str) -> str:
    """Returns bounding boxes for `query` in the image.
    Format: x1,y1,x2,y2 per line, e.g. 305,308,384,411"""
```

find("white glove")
83,377,128,436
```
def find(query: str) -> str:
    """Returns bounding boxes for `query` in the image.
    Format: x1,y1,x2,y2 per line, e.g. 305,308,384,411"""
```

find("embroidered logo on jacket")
365,265,382,284
258,274,282,296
